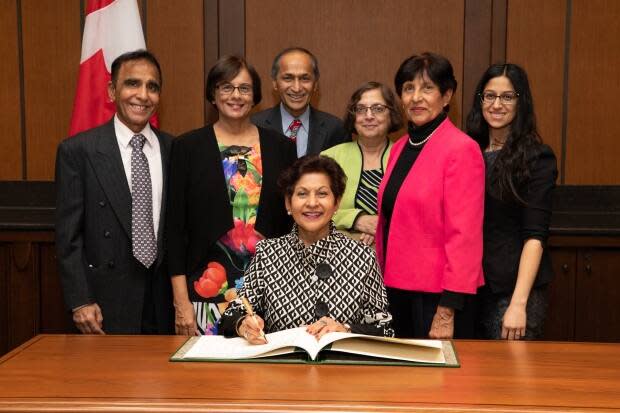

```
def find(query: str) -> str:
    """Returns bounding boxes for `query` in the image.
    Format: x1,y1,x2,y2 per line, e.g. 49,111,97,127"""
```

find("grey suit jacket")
55,119,174,334
251,105,349,156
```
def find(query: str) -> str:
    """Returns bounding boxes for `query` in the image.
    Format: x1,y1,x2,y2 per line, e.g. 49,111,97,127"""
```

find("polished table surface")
0,335,618,412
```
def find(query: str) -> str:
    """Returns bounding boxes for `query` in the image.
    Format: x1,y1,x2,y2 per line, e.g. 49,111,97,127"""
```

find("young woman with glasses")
321,82,403,246
466,63,558,340
219,155,393,344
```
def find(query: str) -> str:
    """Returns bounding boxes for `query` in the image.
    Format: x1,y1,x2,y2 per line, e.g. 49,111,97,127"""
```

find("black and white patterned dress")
220,224,394,337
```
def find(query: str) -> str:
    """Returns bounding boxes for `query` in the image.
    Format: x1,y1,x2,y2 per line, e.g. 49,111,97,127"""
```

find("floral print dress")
189,143,264,335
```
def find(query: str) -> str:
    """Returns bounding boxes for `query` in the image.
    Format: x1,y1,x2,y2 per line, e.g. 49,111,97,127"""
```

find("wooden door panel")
39,243,73,333
575,249,620,342
545,248,576,341
0,244,8,355
7,242,40,350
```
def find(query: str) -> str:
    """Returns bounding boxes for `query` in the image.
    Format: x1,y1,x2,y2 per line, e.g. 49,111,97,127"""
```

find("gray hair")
270,47,320,80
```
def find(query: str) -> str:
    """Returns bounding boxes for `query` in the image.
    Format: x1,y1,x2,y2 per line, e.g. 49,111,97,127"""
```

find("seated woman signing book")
219,155,394,344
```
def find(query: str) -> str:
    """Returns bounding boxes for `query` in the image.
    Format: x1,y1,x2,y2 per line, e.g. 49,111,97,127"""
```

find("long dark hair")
466,63,542,203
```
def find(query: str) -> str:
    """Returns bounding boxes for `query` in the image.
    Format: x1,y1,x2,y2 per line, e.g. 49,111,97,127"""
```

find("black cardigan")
482,144,558,294
166,125,296,276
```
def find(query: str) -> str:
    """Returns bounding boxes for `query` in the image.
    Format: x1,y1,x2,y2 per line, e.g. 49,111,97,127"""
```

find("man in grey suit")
55,50,174,334
251,47,348,157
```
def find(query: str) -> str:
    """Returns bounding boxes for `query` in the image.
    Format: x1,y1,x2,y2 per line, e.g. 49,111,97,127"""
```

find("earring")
287,210,291,215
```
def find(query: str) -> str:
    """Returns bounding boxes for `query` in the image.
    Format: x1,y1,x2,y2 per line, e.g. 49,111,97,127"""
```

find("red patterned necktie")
287,119,302,142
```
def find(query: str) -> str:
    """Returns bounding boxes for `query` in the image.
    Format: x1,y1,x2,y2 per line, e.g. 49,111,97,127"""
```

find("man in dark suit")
55,50,174,334
251,47,348,157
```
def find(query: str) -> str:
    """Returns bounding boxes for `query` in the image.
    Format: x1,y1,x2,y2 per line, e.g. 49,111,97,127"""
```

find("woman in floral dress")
166,56,296,335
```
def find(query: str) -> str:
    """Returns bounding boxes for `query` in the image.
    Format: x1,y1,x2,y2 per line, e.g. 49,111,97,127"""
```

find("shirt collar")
280,103,311,132
113,114,156,149
288,222,338,265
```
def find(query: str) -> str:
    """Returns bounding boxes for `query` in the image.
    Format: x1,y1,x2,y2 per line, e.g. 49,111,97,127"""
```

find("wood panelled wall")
0,0,618,184
146,1,205,139
0,0,24,180
565,0,620,184
247,0,465,129
506,0,566,178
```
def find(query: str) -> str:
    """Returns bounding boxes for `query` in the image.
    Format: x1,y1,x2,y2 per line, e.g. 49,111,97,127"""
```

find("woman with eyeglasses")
166,56,296,336
466,63,557,340
376,52,485,339
220,155,393,344
321,82,403,245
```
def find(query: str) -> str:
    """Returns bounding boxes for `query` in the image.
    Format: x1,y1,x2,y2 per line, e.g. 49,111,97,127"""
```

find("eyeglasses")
217,83,253,95
351,104,389,115
480,91,519,105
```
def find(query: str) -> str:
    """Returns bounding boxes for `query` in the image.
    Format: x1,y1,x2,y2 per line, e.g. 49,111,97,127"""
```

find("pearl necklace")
408,127,438,147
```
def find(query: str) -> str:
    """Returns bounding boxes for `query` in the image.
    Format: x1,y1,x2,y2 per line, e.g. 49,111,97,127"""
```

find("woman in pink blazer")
376,52,485,339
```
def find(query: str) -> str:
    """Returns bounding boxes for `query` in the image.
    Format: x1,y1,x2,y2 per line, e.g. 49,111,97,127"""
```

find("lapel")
381,119,451,200
255,127,273,231
265,105,283,133
90,120,132,238
381,140,394,171
306,107,327,155
154,128,171,258
378,133,408,213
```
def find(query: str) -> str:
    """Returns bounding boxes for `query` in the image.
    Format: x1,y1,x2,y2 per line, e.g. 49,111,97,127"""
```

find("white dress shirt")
113,115,163,239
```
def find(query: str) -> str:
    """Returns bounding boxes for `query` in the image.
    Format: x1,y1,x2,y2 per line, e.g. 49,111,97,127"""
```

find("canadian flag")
69,0,157,135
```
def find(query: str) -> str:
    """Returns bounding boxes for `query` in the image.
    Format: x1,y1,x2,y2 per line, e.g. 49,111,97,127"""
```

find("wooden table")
0,335,618,412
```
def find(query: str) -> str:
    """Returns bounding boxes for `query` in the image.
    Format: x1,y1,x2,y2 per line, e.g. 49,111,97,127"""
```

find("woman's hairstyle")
466,63,542,202
278,155,347,200
343,81,404,136
205,55,262,105
394,52,457,112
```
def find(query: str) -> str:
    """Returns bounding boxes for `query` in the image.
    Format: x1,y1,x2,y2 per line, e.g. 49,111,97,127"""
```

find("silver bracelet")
235,315,247,337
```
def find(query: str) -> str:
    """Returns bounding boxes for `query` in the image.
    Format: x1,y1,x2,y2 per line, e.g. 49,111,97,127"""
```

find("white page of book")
316,332,445,363
316,331,443,350
182,327,445,363
329,338,445,364
183,327,317,360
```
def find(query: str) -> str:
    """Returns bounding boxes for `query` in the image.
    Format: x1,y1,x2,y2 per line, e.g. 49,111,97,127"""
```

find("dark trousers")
140,263,159,334
68,259,172,335
386,287,476,339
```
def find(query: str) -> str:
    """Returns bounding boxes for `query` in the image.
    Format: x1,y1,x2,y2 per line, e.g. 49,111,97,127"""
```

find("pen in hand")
241,296,267,343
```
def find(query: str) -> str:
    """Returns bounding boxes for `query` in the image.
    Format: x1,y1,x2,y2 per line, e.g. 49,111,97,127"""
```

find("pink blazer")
376,118,485,294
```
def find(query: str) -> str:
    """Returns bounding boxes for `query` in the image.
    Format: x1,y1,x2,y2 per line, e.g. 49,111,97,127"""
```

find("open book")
171,327,459,367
